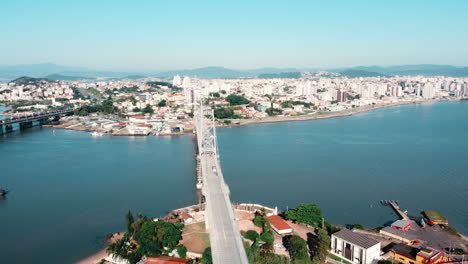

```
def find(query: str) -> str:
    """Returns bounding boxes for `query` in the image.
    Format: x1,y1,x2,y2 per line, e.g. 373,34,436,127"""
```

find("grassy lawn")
330,254,352,264
180,221,210,253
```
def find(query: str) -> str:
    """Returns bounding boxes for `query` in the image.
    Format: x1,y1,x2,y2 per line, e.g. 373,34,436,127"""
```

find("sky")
1,0,467,71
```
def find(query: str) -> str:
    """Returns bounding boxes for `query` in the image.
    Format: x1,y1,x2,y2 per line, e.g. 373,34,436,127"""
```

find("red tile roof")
146,256,190,264
267,215,292,231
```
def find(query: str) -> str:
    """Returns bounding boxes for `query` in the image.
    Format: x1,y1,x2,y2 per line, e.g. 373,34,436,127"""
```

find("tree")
177,245,187,259
285,203,324,228
214,107,234,119
226,94,250,106
133,107,141,112
253,215,265,228
284,235,309,260
260,230,274,246
351,224,364,230
142,104,154,114
314,228,330,263
244,230,259,241
201,247,212,264
158,100,167,107
133,222,164,257
126,210,134,234
265,107,283,116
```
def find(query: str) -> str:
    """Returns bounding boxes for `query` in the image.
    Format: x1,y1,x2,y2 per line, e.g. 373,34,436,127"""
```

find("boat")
91,131,104,137
0,188,7,197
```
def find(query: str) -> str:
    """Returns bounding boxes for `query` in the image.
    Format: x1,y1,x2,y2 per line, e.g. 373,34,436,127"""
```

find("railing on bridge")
193,88,248,264
0,108,74,134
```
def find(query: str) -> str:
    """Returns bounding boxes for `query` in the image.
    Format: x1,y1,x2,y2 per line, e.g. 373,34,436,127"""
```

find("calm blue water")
0,128,197,264
1,101,467,264
219,101,468,233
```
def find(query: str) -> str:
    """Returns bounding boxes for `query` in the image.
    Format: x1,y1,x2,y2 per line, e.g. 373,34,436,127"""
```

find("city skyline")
1,0,468,71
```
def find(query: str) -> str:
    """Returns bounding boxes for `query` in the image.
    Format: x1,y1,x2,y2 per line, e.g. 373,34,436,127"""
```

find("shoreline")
225,98,459,128
46,98,462,136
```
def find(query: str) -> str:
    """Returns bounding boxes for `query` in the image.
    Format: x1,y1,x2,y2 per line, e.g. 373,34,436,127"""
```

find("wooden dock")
388,201,410,221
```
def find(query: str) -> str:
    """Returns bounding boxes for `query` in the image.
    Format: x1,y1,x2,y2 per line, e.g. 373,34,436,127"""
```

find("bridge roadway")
0,108,73,126
194,98,248,263
201,152,249,264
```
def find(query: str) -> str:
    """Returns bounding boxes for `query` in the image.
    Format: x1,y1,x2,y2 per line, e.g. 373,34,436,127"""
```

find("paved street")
201,154,249,264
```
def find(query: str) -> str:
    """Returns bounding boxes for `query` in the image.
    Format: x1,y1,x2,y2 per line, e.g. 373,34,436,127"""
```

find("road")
201,153,249,264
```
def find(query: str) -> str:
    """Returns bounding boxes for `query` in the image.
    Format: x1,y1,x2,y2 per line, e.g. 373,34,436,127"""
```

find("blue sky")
1,0,467,70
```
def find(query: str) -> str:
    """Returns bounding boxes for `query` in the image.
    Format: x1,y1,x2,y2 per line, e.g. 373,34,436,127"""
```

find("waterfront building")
391,220,413,231
331,229,381,264
267,215,293,235
390,244,446,264
137,256,191,264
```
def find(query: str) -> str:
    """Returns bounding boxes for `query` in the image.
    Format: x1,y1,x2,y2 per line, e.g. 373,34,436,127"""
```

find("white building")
331,229,381,264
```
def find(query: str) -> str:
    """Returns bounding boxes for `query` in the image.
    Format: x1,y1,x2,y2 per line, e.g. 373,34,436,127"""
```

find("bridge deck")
201,154,248,264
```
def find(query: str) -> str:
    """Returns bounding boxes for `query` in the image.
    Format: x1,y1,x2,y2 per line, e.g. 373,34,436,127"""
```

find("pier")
388,201,410,221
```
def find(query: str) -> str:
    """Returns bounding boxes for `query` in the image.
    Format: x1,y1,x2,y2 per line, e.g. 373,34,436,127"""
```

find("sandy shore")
75,249,108,264
75,232,124,264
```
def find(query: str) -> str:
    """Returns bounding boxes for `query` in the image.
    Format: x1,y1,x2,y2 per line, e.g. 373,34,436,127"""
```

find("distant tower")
172,75,182,87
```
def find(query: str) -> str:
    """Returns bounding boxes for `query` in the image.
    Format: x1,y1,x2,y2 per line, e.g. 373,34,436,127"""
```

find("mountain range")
1,63,467,81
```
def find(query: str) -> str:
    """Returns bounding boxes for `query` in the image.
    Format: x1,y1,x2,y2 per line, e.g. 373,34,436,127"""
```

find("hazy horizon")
1,0,468,71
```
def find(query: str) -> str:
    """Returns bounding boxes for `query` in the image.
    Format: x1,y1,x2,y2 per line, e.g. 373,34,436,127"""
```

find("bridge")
193,91,249,264
0,108,73,135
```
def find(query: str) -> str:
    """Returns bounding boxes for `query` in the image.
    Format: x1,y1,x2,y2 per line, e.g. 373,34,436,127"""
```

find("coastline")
6,98,462,137
226,98,459,129
48,98,463,136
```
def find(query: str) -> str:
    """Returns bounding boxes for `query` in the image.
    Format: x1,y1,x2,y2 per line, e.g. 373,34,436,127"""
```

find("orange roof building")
267,215,293,235
145,256,191,264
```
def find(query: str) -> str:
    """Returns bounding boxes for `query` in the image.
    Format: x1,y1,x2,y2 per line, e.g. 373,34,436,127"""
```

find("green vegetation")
226,94,250,105
253,215,266,228
244,230,260,241
332,254,352,264
71,86,85,99
177,245,187,258
146,81,183,92
266,107,283,116
258,72,302,79
317,88,326,93
243,212,279,263
201,247,212,264
347,94,360,101
284,235,309,260
245,246,290,264
158,100,167,107
141,104,154,114
107,211,184,264
11,76,53,86
214,107,236,119
285,203,324,228
280,101,314,109
118,86,140,93
311,228,331,264
351,224,364,230
331,100,339,104
86,87,102,98
423,210,448,224
73,99,119,116
209,92,221,98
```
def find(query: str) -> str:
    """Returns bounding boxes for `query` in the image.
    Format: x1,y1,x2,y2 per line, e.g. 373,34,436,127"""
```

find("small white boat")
91,131,104,137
